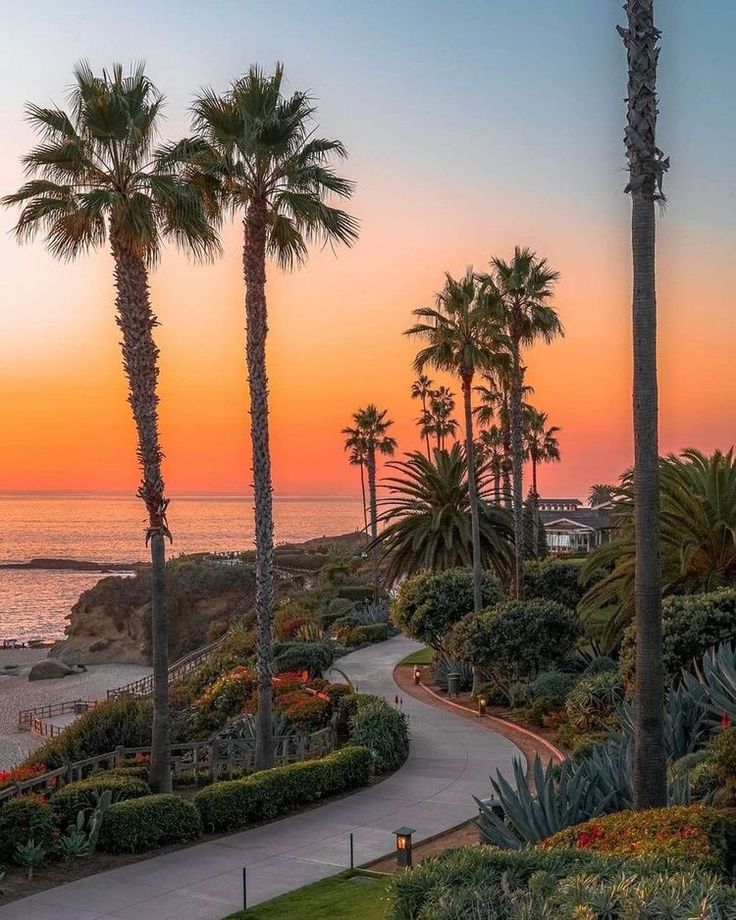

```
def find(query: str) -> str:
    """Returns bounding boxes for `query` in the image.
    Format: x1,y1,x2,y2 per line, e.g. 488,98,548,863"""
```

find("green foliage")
349,699,409,773
564,670,623,731
374,448,514,584
0,795,57,862
195,665,255,718
345,623,390,646
522,670,576,708
50,773,150,829
98,794,202,854
582,654,618,676
194,746,372,833
58,825,90,859
391,567,503,651
24,697,151,770
448,599,581,705
581,449,736,641
523,558,586,610
432,651,474,693
710,728,736,802
683,641,736,725
621,589,736,689
15,838,47,878
272,641,334,677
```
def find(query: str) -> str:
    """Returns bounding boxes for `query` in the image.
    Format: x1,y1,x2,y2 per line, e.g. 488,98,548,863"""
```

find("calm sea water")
0,493,363,641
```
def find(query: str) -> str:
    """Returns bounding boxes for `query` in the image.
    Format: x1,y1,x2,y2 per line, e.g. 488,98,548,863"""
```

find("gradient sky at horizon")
1,0,734,499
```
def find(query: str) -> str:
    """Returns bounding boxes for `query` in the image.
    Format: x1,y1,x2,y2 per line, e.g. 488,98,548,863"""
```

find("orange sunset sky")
1,1,734,500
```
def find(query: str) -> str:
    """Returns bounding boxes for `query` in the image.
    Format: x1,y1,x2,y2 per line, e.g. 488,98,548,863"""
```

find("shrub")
349,699,409,773
23,698,151,770
432,651,473,693
335,692,379,742
523,670,576,708
541,805,736,872
710,727,736,802
620,589,736,688
50,773,150,829
448,599,581,705
388,845,661,920
523,558,586,610
272,641,334,677
671,751,719,800
345,623,390,646
97,794,202,853
277,691,330,732
582,654,618,676
391,568,503,651
564,670,623,731
0,795,57,862
194,746,372,832
195,665,255,718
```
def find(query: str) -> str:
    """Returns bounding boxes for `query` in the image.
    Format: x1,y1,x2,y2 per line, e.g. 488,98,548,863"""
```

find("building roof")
540,508,614,531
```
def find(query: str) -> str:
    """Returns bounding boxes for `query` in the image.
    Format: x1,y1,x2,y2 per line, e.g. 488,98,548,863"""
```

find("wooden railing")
0,726,336,804
18,699,100,734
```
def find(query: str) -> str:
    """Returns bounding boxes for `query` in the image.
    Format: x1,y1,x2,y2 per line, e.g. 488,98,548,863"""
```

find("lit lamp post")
477,695,487,717
393,826,415,868
413,666,421,686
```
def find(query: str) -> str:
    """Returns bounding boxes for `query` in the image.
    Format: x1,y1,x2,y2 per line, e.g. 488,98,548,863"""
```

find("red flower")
721,711,731,729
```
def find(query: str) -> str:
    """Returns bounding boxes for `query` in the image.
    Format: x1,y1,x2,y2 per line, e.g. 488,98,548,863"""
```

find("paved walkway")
0,636,521,919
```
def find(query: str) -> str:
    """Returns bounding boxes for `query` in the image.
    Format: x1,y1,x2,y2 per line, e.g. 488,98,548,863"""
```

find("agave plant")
295,621,326,643
433,651,474,694
350,601,390,626
617,682,709,761
683,640,736,726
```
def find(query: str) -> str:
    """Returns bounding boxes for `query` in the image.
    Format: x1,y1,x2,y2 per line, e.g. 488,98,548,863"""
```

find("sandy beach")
0,648,150,769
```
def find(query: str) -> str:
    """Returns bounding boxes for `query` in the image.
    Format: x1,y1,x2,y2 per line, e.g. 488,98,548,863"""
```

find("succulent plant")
15,838,47,879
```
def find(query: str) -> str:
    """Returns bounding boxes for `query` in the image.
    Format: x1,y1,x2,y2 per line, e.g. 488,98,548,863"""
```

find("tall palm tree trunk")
422,395,431,459
620,0,666,808
359,463,369,540
502,395,512,509
531,456,540,559
462,373,484,694
111,230,170,794
366,447,380,600
243,201,275,771
509,341,525,599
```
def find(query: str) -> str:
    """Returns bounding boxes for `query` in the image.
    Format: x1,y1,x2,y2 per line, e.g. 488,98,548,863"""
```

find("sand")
0,648,150,769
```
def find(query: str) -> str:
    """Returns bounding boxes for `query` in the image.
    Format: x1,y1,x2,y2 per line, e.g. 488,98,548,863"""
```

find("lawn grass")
225,871,391,919
399,646,434,666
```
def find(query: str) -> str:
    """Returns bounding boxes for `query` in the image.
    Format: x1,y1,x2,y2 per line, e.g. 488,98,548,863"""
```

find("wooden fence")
18,699,100,735
0,726,336,804
107,636,227,700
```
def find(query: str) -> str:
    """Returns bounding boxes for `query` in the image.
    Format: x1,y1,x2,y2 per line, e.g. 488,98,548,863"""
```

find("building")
539,499,614,555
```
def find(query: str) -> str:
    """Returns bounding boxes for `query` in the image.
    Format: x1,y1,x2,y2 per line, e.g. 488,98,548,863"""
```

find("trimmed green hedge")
194,746,372,833
346,624,391,646
0,795,57,862
349,698,409,773
98,794,202,853
272,641,334,677
50,773,150,828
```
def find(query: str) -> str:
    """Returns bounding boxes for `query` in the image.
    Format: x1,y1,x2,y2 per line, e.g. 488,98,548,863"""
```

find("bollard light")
477,695,487,717
393,826,415,868
413,666,421,685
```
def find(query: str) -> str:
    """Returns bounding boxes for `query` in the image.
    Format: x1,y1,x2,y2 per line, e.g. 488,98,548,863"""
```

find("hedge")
349,699,409,773
97,794,202,853
272,641,334,677
194,746,372,833
0,794,57,862
541,805,736,873
523,558,586,610
50,773,150,828
346,623,391,646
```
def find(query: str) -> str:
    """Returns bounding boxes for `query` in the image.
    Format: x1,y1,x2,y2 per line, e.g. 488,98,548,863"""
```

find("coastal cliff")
50,556,258,666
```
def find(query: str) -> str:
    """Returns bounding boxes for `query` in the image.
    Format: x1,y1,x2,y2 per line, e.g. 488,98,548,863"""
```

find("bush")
620,589,736,688
523,558,586,610
541,805,736,872
23,698,151,770
272,641,334,677
710,727,736,802
583,654,618,676
195,665,255,718
0,795,57,862
98,794,202,853
522,670,576,708
391,568,503,650
349,699,409,773
564,670,623,731
345,623,390,646
50,773,150,828
448,599,581,705
388,845,663,920
277,691,330,732
194,746,372,833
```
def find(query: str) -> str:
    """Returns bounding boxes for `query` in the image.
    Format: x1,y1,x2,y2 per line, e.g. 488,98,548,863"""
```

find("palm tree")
406,269,502,615
343,405,396,594
372,445,513,584
411,374,434,458
175,63,358,770
343,433,369,538
588,483,615,507
618,0,669,810
2,62,218,793
423,386,459,450
524,409,561,558
482,249,562,599
581,449,736,640
478,426,505,504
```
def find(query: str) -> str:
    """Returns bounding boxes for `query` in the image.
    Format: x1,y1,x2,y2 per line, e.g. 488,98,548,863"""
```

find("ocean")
0,493,363,642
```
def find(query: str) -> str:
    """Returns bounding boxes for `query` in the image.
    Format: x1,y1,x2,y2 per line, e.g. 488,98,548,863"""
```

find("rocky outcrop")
50,557,257,666
28,658,83,680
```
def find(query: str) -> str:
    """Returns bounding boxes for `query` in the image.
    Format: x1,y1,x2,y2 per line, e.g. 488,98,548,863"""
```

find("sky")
0,0,734,500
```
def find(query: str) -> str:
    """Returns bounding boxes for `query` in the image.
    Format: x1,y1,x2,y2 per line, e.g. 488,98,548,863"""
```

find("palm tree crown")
3,61,218,265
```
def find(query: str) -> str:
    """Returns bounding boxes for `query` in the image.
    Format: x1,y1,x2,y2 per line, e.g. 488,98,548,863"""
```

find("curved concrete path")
0,636,520,919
